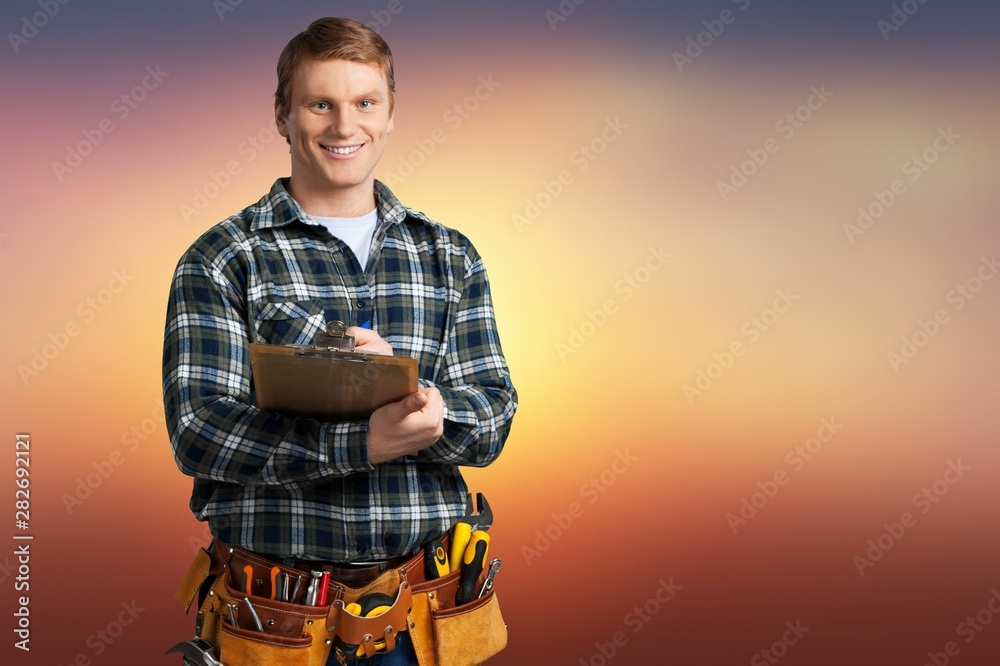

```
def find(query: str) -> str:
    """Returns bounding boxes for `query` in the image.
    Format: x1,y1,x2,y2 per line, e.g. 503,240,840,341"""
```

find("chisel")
305,571,322,606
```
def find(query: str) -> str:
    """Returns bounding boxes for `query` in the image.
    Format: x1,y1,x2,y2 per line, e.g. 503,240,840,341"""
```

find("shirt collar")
251,178,409,232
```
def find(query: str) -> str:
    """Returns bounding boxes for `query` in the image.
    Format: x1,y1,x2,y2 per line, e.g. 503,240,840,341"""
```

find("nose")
328,106,356,137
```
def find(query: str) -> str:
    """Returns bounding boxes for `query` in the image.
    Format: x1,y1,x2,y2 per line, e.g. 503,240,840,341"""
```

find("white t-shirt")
310,209,379,270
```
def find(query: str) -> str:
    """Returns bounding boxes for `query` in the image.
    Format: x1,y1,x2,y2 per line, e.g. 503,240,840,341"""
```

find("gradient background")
2,0,999,664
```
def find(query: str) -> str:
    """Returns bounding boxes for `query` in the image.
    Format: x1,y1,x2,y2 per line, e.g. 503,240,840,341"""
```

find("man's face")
276,58,394,203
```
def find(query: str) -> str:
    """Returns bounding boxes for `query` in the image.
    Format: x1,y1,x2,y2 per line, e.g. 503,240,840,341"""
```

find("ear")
387,110,394,135
274,102,289,139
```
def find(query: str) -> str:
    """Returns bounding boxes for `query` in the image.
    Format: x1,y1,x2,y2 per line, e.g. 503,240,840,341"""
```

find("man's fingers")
346,326,393,355
346,326,375,344
367,387,444,463
407,389,430,412
385,389,428,418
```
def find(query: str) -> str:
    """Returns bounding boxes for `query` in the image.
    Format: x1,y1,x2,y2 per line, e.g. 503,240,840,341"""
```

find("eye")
358,100,373,110
313,101,330,111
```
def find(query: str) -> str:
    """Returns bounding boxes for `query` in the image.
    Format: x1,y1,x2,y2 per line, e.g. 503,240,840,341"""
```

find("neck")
286,178,377,217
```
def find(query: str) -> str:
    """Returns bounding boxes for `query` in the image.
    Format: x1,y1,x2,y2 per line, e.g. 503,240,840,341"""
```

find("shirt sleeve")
162,239,374,487
413,248,517,467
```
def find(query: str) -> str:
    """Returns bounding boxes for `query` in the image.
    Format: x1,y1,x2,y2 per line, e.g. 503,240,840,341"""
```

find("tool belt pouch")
408,565,507,666
174,544,334,666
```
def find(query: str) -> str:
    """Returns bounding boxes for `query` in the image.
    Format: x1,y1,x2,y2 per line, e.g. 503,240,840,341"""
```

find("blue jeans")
325,630,418,666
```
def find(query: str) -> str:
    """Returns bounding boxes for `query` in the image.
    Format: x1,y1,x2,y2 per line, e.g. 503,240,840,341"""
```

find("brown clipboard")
249,324,418,419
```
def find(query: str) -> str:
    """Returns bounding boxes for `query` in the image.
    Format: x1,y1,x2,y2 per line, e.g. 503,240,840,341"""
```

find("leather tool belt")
276,553,414,589
172,536,507,666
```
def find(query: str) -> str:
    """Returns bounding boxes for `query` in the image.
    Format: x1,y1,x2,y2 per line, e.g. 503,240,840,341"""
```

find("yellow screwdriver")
449,522,472,573
424,538,449,579
456,531,490,605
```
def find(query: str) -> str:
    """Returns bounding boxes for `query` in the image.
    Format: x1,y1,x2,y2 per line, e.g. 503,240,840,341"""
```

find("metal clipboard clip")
289,321,371,362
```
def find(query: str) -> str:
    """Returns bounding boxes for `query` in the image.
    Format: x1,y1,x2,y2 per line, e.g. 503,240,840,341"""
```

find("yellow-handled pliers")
449,493,493,572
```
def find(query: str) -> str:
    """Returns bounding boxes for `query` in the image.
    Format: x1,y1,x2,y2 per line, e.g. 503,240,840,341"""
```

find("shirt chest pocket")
252,300,328,346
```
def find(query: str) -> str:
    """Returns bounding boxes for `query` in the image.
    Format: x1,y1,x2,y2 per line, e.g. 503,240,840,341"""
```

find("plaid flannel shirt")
162,179,516,561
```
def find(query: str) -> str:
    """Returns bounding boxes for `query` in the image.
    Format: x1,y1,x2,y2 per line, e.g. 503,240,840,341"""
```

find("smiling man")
163,17,516,665
278,56,394,216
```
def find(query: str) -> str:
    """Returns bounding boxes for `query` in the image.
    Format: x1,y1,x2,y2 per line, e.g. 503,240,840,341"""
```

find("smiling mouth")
321,144,363,155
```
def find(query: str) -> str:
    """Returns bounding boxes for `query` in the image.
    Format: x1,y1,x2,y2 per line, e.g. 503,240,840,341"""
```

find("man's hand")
346,326,393,355
367,387,444,464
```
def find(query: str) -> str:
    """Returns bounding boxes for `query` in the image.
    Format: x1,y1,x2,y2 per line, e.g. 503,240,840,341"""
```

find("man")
162,17,516,664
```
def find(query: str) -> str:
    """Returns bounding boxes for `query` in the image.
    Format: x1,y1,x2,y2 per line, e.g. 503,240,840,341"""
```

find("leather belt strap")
285,555,412,588
208,538,233,575
210,538,413,588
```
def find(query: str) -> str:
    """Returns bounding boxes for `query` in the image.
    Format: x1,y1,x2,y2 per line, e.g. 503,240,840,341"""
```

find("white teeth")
324,144,361,155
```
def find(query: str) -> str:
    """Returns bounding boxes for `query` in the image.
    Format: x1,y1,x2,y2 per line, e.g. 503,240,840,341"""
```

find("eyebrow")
300,89,385,102
355,90,385,101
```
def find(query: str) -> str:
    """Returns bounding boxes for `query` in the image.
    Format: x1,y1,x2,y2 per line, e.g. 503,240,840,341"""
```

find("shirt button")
356,299,367,308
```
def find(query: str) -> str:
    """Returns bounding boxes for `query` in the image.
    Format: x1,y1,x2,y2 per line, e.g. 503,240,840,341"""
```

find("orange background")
2,1,999,664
